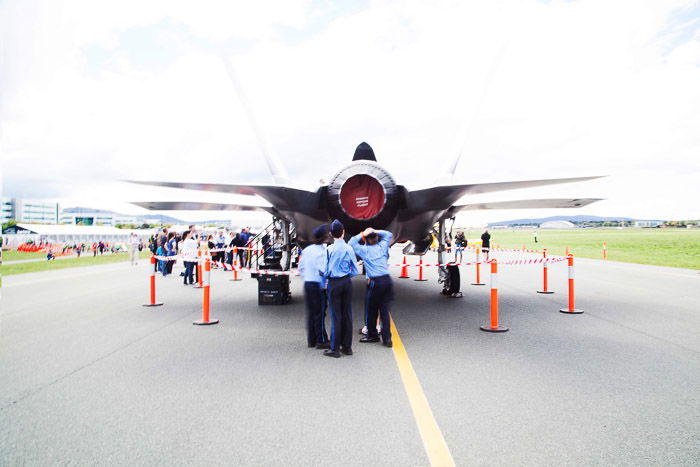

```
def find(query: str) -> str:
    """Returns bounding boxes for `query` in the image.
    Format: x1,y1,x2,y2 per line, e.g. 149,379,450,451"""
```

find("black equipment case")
257,273,291,305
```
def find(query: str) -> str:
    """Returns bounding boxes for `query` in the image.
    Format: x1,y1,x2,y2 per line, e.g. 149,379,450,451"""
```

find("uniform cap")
312,224,329,240
330,219,344,237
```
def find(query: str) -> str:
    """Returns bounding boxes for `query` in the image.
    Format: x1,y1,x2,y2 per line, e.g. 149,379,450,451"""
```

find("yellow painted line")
390,318,455,467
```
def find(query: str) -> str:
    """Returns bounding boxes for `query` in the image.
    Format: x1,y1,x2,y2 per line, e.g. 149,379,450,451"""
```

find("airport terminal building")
1,199,143,228
59,207,141,227
1,198,60,224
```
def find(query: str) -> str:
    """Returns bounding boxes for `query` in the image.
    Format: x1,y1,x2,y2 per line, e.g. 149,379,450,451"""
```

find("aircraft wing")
442,198,603,218
128,180,319,212
132,201,278,215
408,176,603,210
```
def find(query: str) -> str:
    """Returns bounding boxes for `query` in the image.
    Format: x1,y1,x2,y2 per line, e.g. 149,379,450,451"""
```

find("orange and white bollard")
603,242,607,260
194,258,219,325
230,246,242,281
143,256,164,307
414,256,427,281
194,250,204,289
559,255,583,314
480,260,508,332
471,247,485,286
398,255,410,279
537,249,554,294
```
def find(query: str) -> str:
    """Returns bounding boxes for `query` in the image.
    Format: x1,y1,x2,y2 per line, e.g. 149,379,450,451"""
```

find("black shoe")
308,343,316,348
341,348,353,355
315,342,330,349
383,340,393,348
324,350,341,358
359,336,380,343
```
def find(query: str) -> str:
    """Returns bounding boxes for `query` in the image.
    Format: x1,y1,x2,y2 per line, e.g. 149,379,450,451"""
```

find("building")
1,198,60,224
59,207,140,227
633,220,664,228
540,220,575,229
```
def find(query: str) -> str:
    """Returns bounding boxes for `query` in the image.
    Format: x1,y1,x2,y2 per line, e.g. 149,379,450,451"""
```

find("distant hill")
488,215,659,227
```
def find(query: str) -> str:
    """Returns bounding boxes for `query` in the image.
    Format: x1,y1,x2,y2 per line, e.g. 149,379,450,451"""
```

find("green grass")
2,250,49,261
1,251,152,276
460,228,700,270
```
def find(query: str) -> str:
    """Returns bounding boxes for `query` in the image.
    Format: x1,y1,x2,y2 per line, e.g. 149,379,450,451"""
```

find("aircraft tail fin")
221,55,290,185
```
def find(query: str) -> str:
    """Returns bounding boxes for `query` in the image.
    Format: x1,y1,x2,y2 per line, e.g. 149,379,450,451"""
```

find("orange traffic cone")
398,255,410,279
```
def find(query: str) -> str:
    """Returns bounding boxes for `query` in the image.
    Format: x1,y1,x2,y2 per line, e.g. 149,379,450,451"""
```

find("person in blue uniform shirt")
349,227,394,347
323,219,360,358
299,224,330,349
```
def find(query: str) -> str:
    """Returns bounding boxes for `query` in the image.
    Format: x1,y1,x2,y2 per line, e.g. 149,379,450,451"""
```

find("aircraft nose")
353,142,376,161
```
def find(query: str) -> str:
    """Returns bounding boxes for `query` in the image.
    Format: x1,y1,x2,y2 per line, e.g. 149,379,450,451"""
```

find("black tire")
442,264,460,295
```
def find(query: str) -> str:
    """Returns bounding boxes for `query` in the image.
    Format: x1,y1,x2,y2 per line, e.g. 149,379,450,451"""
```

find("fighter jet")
131,140,601,296
131,58,601,294
132,141,600,252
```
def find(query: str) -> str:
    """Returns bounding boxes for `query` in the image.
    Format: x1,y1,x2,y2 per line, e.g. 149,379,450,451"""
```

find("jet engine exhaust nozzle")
326,161,399,234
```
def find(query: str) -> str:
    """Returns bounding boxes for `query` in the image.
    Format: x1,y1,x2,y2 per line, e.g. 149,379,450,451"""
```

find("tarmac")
1,250,699,466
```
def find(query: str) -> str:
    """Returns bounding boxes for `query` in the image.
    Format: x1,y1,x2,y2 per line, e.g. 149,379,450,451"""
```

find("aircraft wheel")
441,264,461,295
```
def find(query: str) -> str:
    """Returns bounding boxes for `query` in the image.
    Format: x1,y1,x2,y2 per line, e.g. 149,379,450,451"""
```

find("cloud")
1,0,698,223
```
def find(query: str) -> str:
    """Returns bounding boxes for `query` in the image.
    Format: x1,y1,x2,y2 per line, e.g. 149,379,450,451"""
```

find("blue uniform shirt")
349,230,393,278
299,243,327,284
325,238,360,278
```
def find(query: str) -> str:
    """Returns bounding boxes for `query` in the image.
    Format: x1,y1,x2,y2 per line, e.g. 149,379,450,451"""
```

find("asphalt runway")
1,250,699,466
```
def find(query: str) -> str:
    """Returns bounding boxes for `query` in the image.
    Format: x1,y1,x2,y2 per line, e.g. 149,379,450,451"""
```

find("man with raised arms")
349,227,394,348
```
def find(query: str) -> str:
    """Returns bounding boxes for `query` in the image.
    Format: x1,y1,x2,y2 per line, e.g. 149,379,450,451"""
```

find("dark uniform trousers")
303,282,328,347
328,276,353,351
366,275,394,342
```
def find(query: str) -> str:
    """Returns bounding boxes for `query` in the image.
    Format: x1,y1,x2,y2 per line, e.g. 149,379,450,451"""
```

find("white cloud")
1,0,698,224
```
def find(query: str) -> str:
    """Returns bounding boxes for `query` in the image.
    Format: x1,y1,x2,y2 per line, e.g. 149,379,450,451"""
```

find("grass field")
1,251,152,276
459,228,700,270
2,250,48,261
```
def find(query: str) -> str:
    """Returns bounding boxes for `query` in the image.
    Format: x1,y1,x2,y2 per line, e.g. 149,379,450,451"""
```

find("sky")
1,0,699,225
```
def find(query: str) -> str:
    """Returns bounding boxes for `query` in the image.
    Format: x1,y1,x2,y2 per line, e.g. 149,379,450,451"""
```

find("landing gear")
441,264,462,297
436,218,462,298
277,218,292,272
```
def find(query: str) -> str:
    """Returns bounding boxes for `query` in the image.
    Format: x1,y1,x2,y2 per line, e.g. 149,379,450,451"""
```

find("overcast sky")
1,0,698,225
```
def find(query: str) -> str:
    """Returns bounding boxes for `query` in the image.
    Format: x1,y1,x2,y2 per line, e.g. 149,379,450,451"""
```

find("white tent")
2,223,153,249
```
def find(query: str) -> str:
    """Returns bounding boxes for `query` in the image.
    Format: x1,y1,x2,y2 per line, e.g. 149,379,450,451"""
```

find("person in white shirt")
128,233,140,265
180,231,199,285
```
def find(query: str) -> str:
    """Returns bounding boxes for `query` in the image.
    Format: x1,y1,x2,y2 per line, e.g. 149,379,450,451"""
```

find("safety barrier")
559,255,583,314
212,260,299,276
194,250,204,289
414,256,427,281
537,249,554,294
230,246,242,281
142,256,164,307
193,258,219,325
144,247,581,334
480,260,508,332
471,248,485,286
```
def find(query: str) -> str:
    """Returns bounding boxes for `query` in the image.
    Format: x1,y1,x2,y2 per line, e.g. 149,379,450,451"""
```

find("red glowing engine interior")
339,174,385,220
